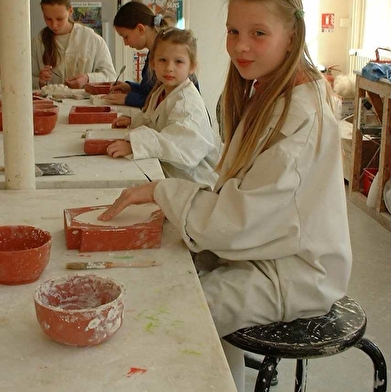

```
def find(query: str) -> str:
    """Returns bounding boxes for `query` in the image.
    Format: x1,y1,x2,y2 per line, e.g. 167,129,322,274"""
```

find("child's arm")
112,115,131,129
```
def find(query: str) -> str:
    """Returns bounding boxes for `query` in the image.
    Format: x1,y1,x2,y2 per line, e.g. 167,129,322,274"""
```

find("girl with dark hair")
104,1,184,108
32,0,116,89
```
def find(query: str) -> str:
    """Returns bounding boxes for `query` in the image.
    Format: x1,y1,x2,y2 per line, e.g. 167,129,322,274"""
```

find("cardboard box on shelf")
337,96,380,126
337,96,355,119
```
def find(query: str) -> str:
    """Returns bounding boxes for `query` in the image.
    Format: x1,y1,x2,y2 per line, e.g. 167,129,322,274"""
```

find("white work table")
0,188,237,392
0,97,165,189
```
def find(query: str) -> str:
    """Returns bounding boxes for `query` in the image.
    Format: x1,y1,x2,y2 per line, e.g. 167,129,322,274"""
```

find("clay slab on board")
84,129,127,155
68,106,117,124
64,204,165,252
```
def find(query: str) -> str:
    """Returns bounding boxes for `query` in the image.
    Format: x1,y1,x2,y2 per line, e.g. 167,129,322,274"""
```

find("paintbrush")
66,260,161,270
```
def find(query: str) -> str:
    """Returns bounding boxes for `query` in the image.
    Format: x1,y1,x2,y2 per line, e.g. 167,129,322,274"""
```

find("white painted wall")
303,0,352,73
187,0,228,129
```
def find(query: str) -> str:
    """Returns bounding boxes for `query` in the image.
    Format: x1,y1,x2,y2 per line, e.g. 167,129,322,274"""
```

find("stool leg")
254,356,280,392
355,337,387,392
295,359,309,392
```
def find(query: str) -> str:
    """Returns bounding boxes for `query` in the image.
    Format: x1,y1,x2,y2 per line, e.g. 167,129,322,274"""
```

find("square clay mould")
64,204,165,252
84,129,127,155
85,82,112,95
68,106,117,124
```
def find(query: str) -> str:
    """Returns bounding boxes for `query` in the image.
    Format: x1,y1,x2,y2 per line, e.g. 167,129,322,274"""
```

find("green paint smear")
170,320,184,327
136,306,183,334
182,349,202,355
145,316,160,322
145,321,160,333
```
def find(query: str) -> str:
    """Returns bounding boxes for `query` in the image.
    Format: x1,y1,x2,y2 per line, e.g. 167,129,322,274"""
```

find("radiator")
349,48,391,74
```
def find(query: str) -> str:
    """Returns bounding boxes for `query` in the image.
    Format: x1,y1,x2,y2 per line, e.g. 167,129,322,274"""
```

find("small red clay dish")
0,225,51,285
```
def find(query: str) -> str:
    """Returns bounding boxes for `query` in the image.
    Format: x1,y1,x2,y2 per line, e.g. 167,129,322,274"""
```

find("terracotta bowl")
33,104,59,115
0,225,52,285
34,274,126,347
33,98,54,105
33,111,58,135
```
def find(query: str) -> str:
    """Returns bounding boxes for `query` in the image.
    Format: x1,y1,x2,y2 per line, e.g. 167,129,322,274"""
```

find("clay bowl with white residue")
34,274,126,347
0,225,51,285
33,111,58,135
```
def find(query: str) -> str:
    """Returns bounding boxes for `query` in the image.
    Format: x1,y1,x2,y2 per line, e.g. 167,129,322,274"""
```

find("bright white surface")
0,97,165,189
85,128,127,140
0,188,237,392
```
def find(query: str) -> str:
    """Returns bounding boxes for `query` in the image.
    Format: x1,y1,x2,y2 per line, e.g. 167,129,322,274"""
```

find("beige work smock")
154,79,352,337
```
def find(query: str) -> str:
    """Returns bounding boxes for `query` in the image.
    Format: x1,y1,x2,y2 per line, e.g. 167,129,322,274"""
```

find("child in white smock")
32,0,116,89
98,1,352,391
106,27,221,189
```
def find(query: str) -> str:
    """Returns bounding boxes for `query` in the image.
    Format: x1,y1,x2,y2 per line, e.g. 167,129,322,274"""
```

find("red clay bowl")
33,111,58,135
34,274,126,347
33,97,54,105
33,104,59,115
0,225,51,285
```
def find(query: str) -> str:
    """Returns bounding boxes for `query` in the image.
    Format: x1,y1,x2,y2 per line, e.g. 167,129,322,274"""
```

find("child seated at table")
106,27,221,189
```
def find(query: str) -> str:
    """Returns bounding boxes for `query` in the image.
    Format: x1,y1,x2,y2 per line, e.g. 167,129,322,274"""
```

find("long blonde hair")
218,0,330,179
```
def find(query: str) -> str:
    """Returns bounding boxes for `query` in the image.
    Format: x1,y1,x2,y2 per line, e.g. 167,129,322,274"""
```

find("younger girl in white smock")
106,27,220,189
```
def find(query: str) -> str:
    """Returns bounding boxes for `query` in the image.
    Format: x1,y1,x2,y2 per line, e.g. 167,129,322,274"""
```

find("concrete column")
0,0,35,189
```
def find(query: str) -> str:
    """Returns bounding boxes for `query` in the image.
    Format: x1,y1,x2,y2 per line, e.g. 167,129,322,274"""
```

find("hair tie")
154,14,163,27
295,9,305,19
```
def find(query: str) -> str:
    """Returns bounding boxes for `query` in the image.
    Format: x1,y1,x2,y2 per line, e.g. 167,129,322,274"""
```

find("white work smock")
153,79,352,337
31,23,116,89
126,78,221,189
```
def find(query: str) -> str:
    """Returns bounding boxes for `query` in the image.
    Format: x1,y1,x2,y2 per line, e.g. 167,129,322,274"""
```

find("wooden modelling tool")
66,260,161,270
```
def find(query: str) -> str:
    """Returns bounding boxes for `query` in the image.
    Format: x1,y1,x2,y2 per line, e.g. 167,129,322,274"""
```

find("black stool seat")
224,296,387,392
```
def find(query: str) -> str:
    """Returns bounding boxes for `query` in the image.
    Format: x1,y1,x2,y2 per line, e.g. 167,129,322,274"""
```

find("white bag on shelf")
367,172,379,208
383,178,391,214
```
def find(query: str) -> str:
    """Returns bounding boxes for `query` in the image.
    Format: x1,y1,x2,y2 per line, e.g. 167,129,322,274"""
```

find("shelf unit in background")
349,74,391,231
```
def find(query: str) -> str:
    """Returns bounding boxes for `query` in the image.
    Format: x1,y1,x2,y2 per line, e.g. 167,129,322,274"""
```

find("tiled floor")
245,198,391,391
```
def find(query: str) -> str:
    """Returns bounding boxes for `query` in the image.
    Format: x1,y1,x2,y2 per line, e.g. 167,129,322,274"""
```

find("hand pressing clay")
73,203,160,227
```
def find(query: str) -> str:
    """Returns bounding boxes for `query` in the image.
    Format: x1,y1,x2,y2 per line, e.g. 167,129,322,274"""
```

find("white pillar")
0,0,35,189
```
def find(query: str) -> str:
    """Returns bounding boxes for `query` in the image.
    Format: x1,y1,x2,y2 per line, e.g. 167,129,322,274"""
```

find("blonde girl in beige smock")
98,1,352,391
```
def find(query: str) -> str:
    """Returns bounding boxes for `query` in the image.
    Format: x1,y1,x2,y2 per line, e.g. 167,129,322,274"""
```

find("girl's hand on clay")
98,182,159,221
106,140,132,158
65,74,88,88
104,93,126,105
112,115,131,128
110,81,131,93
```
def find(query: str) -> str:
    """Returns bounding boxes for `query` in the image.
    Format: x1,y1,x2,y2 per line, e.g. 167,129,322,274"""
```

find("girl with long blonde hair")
98,2,351,390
